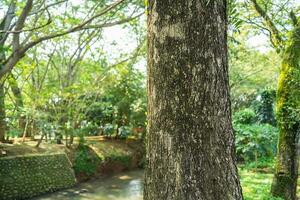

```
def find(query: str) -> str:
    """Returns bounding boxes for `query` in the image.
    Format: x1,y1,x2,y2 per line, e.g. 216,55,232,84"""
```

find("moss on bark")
271,25,300,200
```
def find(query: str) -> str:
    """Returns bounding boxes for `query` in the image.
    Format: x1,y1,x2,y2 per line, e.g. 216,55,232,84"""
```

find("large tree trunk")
144,1,243,199
271,25,300,200
0,83,6,142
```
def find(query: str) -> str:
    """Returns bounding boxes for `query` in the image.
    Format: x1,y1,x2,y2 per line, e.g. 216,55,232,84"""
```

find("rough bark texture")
144,0,243,199
271,25,300,200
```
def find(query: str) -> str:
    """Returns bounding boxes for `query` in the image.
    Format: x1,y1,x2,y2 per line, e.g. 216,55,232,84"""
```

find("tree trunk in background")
0,51,6,143
144,1,243,199
8,75,26,135
271,25,300,200
0,83,6,142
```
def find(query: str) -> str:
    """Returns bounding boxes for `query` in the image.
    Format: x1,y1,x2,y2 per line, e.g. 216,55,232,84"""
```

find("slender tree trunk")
8,75,26,135
0,83,6,142
0,48,7,143
271,25,300,200
144,1,243,199
22,117,30,142
36,132,45,148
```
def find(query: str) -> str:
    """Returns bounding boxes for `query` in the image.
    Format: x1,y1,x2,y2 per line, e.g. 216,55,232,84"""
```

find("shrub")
73,145,101,176
107,154,132,168
234,123,278,163
252,90,276,126
233,108,257,124
118,126,132,139
85,102,114,125
244,157,275,170
79,122,99,136
103,123,115,137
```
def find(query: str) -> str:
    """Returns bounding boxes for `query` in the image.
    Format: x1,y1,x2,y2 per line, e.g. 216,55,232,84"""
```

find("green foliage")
103,123,115,137
130,98,147,128
234,123,278,162
74,145,102,176
233,108,257,124
85,102,114,125
104,67,146,131
107,154,132,168
233,91,278,165
118,126,132,139
243,157,275,170
252,90,276,126
79,121,99,136
228,0,243,33
229,31,280,111
7,128,22,138
2,0,147,143
5,115,22,137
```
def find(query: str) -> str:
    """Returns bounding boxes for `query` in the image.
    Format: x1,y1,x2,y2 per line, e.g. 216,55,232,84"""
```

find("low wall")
0,153,76,200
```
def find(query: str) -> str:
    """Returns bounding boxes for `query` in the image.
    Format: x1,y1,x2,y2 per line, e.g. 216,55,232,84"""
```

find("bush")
103,123,115,137
106,154,132,168
233,108,257,124
234,123,278,163
73,145,101,176
7,128,22,138
79,122,99,136
244,157,275,170
252,90,276,126
85,102,113,125
118,126,132,139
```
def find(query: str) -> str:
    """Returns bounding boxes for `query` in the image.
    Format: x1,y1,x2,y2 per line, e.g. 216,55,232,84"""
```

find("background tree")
0,0,144,142
241,0,300,198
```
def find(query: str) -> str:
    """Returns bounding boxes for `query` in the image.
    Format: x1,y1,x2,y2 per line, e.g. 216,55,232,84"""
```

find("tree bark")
144,1,243,199
271,24,300,200
0,83,6,142
0,55,6,143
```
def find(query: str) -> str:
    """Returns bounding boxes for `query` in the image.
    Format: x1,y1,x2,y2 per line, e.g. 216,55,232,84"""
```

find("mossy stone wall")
0,153,76,200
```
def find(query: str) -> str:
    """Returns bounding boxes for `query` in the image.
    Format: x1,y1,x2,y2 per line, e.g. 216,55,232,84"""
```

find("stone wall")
0,153,76,200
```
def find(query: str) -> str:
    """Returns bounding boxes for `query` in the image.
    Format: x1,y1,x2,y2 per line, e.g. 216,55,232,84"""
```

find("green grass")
240,168,299,200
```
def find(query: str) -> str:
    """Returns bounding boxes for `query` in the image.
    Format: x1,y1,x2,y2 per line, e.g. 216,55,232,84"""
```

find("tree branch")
0,0,129,79
0,1,16,46
12,0,33,50
29,0,67,16
249,0,284,51
289,11,298,27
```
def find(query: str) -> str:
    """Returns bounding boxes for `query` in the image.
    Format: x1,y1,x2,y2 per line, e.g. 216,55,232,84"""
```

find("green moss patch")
0,153,76,200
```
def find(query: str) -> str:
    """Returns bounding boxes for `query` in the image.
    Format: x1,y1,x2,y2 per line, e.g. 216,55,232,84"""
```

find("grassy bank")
72,139,145,181
240,169,300,200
